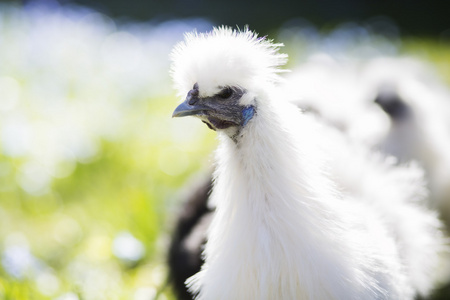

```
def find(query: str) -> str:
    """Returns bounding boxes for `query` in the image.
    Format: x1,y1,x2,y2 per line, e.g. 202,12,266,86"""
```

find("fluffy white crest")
170,26,288,98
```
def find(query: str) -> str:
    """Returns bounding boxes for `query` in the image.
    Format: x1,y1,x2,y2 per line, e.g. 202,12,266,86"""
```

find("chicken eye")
217,87,233,99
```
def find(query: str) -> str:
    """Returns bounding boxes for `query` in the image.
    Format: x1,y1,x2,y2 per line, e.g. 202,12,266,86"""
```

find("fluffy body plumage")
171,27,443,300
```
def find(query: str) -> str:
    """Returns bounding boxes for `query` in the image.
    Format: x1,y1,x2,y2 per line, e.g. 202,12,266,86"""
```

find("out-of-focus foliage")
402,40,450,86
0,3,215,299
0,2,449,300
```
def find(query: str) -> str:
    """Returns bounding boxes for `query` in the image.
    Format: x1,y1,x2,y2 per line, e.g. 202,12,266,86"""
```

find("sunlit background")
0,0,449,299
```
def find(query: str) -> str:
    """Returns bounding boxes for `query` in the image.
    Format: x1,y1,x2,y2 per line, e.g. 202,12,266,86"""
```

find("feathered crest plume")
170,26,288,97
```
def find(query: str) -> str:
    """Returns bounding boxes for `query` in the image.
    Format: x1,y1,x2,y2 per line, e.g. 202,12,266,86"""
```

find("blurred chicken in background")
285,55,450,230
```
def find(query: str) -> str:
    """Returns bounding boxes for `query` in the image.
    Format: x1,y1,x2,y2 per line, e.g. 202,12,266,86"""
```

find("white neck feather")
187,96,408,300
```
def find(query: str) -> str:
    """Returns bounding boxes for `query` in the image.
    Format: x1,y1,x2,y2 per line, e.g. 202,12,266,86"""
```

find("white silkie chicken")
171,27,444,300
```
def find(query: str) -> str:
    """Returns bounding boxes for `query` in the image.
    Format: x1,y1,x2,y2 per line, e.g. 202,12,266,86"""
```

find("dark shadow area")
14,0,450,37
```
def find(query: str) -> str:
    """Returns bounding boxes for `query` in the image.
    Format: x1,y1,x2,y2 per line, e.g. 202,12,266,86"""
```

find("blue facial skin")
242,106,255,126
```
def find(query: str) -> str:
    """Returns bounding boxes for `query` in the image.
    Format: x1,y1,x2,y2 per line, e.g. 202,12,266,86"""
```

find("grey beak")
172,99,209,118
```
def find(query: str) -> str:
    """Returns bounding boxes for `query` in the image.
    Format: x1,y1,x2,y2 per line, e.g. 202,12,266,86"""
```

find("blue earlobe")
242,106,255,126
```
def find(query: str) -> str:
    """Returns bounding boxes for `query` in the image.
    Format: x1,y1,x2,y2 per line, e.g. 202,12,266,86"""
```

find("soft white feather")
171,27,444,300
